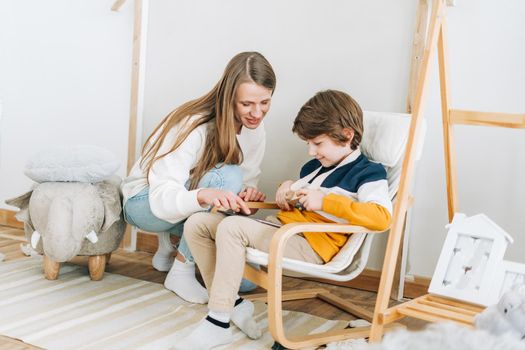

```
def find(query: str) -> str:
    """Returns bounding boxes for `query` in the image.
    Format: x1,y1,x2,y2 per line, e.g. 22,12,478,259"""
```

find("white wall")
143,0,525,277
142,0,417,269
3,0,522,278
408,0,525,276
0,0,134,209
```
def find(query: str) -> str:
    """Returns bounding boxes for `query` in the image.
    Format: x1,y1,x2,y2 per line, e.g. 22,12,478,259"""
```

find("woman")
121,52,275,303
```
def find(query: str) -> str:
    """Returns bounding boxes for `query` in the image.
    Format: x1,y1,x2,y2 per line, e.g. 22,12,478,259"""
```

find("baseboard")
0,209,23,229
136,230,430,299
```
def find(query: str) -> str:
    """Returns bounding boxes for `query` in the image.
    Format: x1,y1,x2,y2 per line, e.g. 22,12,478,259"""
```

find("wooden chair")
242,111,426,349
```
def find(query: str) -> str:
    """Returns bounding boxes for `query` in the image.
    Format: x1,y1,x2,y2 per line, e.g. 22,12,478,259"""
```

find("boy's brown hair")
293,89,363,150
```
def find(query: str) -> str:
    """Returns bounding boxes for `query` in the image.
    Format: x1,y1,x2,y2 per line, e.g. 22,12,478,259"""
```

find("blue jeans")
123,164,243,263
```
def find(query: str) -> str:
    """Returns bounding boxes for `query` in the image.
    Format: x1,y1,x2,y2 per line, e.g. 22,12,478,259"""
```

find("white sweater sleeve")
237,122,266,189
147,125,206,224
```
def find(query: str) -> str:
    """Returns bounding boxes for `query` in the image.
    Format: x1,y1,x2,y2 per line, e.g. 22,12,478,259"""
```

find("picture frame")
492,260,525,301
429,213,514,306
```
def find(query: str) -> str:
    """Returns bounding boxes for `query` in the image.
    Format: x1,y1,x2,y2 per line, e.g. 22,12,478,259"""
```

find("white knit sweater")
121,115,265,223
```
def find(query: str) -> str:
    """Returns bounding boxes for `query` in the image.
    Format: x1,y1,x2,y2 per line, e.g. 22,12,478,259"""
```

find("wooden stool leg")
105,252,112,265
44,255,60,280
88,255,107,281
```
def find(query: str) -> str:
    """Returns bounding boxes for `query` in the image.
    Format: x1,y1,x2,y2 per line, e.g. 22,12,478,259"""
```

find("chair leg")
44,255,60,280
318,291,374,322
267,270,374,348
105,252,112,265
88,255,107,281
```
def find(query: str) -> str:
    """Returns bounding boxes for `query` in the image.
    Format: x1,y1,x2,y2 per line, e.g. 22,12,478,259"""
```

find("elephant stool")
7,178,125,281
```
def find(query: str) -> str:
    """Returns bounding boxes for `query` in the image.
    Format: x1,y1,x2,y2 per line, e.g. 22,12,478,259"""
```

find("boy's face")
306,133,353,167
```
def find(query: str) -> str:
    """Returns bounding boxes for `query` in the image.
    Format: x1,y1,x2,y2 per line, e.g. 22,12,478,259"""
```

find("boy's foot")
152,232,175,272
164,260,209,304
231,298,261,339
173,317,232,350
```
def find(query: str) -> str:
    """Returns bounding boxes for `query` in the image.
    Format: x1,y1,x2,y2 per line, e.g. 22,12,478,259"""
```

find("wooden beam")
449,109,525,129
111,0,127,12
127,0,142,174
438,20,459,221
121,0,143,250
370,0,446,342
396,306,473,327
426,295,485,312
406,0,429,113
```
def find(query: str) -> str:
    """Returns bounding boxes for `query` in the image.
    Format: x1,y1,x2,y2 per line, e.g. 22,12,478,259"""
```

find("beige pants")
184,212,323,313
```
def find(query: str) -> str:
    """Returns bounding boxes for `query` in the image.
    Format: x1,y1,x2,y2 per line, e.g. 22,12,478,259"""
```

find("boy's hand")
197,188,251,215
276,180,294,211
239,187,266,202
296,189,325,211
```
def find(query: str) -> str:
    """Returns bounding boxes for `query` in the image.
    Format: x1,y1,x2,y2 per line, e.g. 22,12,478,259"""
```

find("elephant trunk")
44,197,83,262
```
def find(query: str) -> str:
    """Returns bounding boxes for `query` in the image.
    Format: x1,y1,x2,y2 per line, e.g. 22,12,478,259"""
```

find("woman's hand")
296,188,325,211
276,180,294,211
239,187,266,202
197,188,251,215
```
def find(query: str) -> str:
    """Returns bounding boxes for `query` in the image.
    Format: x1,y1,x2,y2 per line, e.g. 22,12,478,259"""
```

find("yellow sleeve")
322,193,391,231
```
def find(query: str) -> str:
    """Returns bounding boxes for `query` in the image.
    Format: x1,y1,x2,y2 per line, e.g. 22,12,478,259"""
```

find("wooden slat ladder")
380,295,483,328
371,0,525,341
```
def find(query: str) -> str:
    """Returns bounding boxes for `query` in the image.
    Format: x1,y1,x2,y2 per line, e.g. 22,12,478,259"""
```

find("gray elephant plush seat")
6,146,126,281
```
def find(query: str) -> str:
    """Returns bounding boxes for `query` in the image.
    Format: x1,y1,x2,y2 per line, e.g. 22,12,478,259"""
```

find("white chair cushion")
246,232,366,274
361,111,412,167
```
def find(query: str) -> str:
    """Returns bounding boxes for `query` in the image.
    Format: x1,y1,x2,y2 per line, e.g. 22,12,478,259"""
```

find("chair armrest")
268,222,384,268
263,222,385,315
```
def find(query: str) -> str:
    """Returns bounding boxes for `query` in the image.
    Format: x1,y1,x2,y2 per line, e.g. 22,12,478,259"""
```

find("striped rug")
0,258,348,350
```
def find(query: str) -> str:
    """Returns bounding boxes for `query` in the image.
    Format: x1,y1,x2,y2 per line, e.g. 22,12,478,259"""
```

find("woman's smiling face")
234,82,273,132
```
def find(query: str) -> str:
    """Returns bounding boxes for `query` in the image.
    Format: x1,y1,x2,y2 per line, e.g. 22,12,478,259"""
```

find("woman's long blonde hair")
140,52,276,190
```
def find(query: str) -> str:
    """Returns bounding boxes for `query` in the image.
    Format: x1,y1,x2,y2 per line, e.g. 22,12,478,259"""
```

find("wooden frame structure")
370,0,525,342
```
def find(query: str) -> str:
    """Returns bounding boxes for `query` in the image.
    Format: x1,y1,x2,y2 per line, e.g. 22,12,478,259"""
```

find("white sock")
164,259,209,304
173,316,232,350
208,310,230,323
152,232,175,272
231,298,261,339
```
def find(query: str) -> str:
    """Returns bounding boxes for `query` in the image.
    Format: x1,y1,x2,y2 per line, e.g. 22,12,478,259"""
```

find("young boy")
176,90,392,349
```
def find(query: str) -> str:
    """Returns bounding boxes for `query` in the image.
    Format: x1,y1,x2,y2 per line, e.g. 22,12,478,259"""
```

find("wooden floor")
0,225,426,349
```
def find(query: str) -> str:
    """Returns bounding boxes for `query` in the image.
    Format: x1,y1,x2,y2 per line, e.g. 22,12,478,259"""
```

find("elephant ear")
5,191,34,229
94,179,122,232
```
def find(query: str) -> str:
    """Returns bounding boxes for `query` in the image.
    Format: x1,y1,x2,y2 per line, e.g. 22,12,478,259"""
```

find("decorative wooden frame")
372,0,525,341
